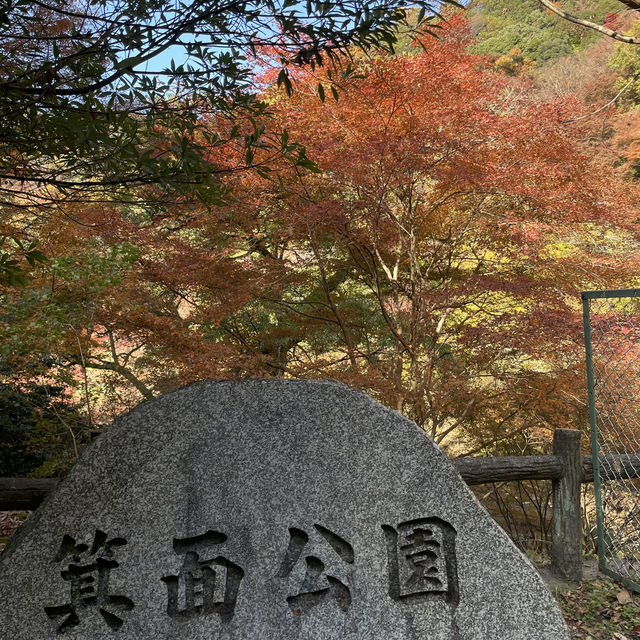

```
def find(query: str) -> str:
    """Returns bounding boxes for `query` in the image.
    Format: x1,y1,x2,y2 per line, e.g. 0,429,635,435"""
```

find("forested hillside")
3,1,640,481
470,0,620,62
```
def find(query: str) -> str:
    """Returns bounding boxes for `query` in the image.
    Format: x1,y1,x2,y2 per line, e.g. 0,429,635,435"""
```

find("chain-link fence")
583,289,640,592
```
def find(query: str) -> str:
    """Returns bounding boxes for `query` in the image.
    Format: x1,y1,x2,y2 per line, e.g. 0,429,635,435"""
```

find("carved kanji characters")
383,517,459,604
161,530,244,622
279,523,354,614
45,530,134,633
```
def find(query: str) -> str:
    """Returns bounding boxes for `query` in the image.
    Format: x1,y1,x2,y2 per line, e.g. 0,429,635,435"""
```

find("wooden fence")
2,429,640,581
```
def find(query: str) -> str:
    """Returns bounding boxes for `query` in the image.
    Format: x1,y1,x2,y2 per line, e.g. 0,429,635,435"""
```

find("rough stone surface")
0,380,569,639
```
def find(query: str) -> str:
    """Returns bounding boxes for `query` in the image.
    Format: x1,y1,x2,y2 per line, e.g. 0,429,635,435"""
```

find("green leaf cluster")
610,19,640,105
0,242,140,362
0,0,457,204
0,377,88,477
0,236,46,287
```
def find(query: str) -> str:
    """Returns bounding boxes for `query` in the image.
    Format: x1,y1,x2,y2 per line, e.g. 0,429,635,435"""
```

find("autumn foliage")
2,17,639,464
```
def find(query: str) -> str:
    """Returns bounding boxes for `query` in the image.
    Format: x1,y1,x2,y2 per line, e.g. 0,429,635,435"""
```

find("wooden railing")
459,429,640,580
0,477,59,511
2,429,639,581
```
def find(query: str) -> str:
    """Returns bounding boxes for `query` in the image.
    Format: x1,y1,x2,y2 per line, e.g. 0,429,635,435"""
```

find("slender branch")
82,358,155,400
537,0,640,44
309,237,359,368
66,324,93,429
564,70,640,123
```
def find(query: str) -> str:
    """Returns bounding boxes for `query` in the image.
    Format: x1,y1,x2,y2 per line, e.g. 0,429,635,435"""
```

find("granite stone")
0,380,569,639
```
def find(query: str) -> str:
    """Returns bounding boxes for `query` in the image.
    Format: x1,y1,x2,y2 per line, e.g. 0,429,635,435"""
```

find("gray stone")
0,380,569,639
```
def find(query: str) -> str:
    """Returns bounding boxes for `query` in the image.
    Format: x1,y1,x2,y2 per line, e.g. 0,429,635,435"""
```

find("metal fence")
583,289,640,592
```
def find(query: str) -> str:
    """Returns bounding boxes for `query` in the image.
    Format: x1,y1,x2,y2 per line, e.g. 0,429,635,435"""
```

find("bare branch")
538,0,640,44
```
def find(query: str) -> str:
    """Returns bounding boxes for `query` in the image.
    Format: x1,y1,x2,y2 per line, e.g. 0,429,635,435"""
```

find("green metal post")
582,292,606,571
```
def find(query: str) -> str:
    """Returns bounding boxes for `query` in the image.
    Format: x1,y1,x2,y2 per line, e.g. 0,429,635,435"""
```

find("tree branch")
537,0,640,44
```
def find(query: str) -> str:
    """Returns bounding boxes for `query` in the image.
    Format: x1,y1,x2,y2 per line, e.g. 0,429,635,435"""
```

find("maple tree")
0,0,460,286
4,18,637,458
233,20,640,452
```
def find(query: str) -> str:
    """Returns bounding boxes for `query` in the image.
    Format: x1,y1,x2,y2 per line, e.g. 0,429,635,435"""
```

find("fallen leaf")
616,589,632,604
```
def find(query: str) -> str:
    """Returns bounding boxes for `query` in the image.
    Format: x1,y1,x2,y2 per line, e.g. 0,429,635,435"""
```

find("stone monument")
0,380,569,639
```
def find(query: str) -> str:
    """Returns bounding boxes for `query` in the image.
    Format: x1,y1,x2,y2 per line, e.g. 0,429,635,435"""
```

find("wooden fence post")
551,429,583,580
